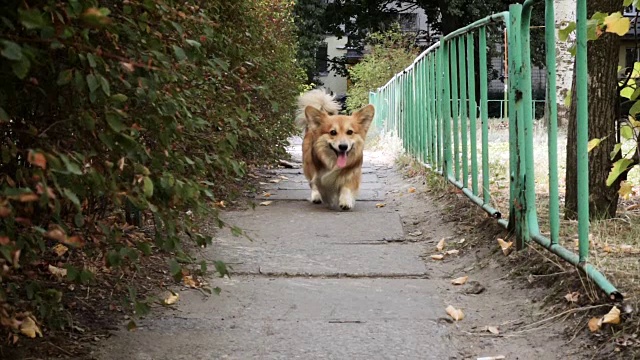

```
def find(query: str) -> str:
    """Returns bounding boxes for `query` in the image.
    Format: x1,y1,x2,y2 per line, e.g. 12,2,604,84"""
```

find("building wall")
318,36,348,97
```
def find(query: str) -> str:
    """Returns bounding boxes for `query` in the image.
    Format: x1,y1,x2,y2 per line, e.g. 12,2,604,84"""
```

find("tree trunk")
565,0,622,220
548,0,576,126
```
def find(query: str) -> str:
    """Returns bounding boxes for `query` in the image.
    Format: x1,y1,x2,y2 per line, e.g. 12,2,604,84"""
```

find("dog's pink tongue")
337,152,347,168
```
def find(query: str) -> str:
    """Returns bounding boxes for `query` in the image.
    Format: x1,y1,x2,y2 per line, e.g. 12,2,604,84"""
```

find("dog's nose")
338,144,348,152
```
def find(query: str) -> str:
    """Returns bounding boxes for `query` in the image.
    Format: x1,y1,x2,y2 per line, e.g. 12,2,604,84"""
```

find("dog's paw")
338,190,355,211
310,189,322,204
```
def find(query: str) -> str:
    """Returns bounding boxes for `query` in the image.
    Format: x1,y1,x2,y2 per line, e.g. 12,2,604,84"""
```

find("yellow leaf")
375,203,386,208
445,305,464,321
587,138,601,153
605,12,631,36
163,292,179,305
408,187,416,193
436,238,445,251
259,201,273,206
262,192,271,197
28,151,47,169
497,238,513,256
20,316,42,338
182,275,198,288
602,306,621,325
451,276,468,285
619,181,634,200
431,254,444,260
588,317,602,332
52,244,68,257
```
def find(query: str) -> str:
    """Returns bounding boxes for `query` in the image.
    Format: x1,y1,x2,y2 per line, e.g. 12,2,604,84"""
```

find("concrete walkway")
95,140,458,359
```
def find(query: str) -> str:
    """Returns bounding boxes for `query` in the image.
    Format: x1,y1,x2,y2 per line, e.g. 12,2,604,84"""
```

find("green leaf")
1,40,23,61
621,124,635,140
135,301,150,316
558,22,576,42
62,188,81,207
87,53,97,68
106,113,126,132
18,8,47,30
564,90,572,108
59,154,83,175
99,75,110,96
630,100,640,116
143,177,154,198
213,287,222,295
624,0,633,6
0,107,8,123
172,45,187,61
137,242,152,256
214,260,229,278
611,143,623,160
86,73,99,92
57,69,73,86
185,39,201,48
168,259,181,279
606,158,635,186
12,57,30,79
74,213,85,227
111,94,128,103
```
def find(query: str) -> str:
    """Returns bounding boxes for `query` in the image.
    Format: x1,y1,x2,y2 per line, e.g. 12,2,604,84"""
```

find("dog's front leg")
309,178,322,204
338,186,355,211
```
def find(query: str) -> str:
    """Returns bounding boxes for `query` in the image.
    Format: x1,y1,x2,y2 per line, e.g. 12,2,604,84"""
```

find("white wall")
318,35,348,97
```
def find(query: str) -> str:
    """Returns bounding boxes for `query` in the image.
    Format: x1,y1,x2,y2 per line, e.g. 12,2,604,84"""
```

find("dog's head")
304,104,375,169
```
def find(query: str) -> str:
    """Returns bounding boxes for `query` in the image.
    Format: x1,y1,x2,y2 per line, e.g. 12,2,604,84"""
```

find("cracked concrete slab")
95,278,453,360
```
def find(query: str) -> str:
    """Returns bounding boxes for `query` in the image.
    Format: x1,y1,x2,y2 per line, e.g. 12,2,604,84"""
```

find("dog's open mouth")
332,148,349,169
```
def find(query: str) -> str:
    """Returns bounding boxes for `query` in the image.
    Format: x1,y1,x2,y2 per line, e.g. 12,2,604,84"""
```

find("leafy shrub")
0,0,302,338
346,27,420,113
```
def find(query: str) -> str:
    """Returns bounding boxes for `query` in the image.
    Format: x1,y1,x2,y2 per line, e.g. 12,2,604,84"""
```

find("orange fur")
298,91,375,210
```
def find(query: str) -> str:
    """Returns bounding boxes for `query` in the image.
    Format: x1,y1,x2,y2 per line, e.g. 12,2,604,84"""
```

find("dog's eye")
346,130,353,135
330,130,337,136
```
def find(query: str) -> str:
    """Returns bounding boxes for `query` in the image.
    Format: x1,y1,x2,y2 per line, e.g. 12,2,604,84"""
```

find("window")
397,13,418,32
316,43,328,75
625,47,640,74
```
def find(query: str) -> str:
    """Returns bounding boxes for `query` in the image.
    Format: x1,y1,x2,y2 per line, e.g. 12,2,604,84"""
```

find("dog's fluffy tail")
295,89,341,129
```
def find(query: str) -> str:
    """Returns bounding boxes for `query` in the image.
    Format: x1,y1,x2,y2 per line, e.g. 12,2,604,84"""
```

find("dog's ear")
354,104,375,134
305,106,325,130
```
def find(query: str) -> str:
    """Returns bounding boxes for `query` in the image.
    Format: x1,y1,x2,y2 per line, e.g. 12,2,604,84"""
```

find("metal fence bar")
450,40,460,181
479,27,491,206
467,33,479,196
458,36,469,189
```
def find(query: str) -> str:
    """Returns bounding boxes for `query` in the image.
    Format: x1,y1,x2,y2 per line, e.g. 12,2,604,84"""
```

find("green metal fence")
369,0,622,301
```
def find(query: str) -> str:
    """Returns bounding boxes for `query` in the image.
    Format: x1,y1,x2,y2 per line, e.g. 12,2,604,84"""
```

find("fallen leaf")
619,181,634,200
375,203,386,208
446,249,459,255
182,275,198,288
44,228,66,243
20,316,42,338
602,306,621,325
0,206,10,218
431,254,444,260
63,235,85,248
451,276,468,285
163,292,179,305
436,238,445,251
458,238,466,244
262,192,271,197
260,201,273,206
52,244,68,257
269,179,281,183
497,238,513,256
408,230,422,237
127,320,137,331
445,305,464,321
19,193,39,202
408,187,416,193
118,157,125,171
564,291,580,303
588,317,602,332
215,200,226,208
28,151,47,169
486,326,499,335
48,264,67,278
279,175,289,180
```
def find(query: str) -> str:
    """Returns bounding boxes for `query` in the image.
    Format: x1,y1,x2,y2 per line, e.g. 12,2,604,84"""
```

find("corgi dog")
295,89,375,210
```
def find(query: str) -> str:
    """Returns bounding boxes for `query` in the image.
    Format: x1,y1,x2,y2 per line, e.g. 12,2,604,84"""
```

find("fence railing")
369,0,622,301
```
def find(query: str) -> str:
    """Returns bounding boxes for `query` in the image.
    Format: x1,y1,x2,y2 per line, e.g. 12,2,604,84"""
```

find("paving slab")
257,189,384,201
263,181,383,191
95,278,453,360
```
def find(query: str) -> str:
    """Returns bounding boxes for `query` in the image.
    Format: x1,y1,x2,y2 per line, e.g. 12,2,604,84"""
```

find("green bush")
346,28,420,113
0,0,302,336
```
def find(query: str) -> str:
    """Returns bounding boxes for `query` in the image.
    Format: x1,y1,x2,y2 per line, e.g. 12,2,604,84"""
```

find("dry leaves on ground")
436,238,445,251
163,292,179,305
260,201,273,206
446,305,464,321
451,276,468,285
588,306,622,332
496,238,513,256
